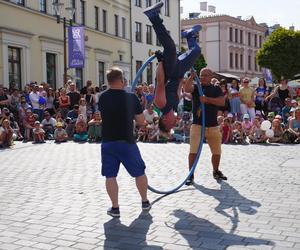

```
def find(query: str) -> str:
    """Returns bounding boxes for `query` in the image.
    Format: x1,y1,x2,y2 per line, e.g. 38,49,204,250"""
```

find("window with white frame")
146,25,152,44
46,53,57,89
136,60,143,83
165,0,170,16
122,17,126,39
98,62,105,87
135,22,142,42
75,68,83,90
39,0,46,13
80,0,85,25
115,14,119,37
8,46,22,90
102,9,107,33
146,0,152,7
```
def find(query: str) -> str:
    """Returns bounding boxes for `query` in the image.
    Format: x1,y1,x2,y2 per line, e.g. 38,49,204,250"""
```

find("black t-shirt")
0,94,8,108
192,83,223,127
99,89,143,143
80,86,87,95
67,91,81,109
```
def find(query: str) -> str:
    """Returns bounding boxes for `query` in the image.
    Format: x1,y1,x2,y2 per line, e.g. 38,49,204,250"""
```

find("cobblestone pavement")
0,141,300,250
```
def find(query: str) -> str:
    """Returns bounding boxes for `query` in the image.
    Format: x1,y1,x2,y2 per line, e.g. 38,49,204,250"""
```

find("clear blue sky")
181,0,300,30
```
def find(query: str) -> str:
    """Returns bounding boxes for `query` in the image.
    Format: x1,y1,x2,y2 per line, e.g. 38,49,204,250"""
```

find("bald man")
184,68,227,184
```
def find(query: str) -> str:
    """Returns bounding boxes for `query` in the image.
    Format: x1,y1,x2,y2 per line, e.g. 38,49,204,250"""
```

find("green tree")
257,28,300,80
181,47,207,74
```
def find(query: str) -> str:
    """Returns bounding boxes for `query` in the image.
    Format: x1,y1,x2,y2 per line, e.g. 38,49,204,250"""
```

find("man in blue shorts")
144,2,201,132
98,67,150,217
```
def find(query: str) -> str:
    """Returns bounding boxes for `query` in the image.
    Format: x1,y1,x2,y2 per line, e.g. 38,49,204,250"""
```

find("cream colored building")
182,15,267,79
131,0,180,85
0,0,131,90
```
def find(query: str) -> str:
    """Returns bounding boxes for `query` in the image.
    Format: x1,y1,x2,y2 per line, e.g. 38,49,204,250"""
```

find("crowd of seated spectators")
0,80,103,148
1,76,300,149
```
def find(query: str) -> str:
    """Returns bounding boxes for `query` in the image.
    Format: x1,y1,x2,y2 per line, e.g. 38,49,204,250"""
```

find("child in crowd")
23,109,36,142
88,111,102,142
137,126,148,142
242,113,252,136
0,119,13,148
33,121,45,143
148,117,161,142
221,117,231,144
12,121,23,141
231,121,246,144
79,98,87,121
55,111,65,127
217,115,224,126
73,114,88,142
54,122,68,143
269,118,284,143
248,117,267,143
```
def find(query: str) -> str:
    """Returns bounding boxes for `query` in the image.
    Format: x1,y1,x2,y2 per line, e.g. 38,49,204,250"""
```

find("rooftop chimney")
208,5,216,13
200,2,207,11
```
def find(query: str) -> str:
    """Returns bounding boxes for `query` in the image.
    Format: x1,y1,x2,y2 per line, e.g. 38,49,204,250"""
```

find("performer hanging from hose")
144,1,201,132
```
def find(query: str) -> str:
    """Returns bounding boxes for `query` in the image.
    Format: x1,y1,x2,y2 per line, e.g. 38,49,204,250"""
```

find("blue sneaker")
107,207,120,218
143,1,164,18
181,25,202,39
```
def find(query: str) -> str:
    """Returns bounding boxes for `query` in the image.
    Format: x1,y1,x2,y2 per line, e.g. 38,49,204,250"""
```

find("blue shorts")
101,141,146,178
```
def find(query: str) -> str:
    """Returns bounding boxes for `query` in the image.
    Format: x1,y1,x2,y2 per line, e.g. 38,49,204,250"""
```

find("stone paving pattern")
0,141,300,250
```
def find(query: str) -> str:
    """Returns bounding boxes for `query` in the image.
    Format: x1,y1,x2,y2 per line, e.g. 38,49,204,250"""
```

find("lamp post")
52,1,76,86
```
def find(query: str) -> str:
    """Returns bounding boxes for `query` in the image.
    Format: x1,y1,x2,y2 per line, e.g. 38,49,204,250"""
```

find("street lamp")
52,1,76,86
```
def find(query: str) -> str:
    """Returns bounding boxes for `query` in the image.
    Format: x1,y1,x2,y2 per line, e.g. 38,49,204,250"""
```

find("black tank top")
278,88,289,104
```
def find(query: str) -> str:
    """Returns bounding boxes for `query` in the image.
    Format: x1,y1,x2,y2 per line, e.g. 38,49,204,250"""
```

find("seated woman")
0,119,13,148
74,114,88,142
268,118,283,143
88,111,102,142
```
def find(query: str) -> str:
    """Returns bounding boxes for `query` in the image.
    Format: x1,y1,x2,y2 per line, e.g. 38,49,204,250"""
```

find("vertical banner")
262,68,273,83
68,26,85,68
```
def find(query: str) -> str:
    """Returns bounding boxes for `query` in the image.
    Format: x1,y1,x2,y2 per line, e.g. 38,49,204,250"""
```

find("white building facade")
0,0,131,90
131,0,180,85
181,15,267,79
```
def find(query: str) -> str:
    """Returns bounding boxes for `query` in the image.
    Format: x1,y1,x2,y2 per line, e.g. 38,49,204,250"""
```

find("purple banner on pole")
68,26,85,68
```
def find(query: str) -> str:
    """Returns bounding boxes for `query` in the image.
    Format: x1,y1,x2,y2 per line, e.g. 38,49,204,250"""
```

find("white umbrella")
288,80,300,88
249,77,260,86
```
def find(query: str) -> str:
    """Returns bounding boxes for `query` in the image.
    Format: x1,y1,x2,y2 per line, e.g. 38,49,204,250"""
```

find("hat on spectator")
243,113,250,119
291,99,297,104
227,113,233,118
275,115,282,119
268,112,275,117
255,110,262,115
2,107,9,113
56,122,63,127
290,107,296,112
34,121,40,125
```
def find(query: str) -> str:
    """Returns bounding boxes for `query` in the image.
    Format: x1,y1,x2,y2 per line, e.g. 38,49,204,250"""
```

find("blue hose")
132,56,205,195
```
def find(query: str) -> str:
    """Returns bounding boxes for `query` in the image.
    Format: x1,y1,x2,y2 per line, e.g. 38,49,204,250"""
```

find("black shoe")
107,207,120,218
142,200,151,211
213,170,227,181
155,50,164,62
185,176,194,186
143,1,164,18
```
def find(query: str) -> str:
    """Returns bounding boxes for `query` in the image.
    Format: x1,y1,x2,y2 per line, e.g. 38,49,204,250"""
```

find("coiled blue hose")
131,55,205,194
